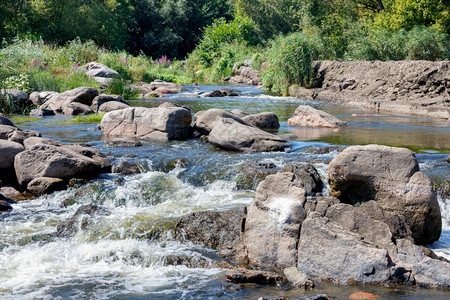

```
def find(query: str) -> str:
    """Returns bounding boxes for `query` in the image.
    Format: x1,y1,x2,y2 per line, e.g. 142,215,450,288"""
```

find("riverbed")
1,84,449,299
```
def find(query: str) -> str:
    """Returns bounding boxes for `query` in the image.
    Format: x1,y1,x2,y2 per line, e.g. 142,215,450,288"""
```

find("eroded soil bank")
289,60,450,120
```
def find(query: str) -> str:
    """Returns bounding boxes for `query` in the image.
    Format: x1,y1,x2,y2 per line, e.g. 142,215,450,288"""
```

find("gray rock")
208,117,287,152
98,101,130,113
297,213,391,284
29,107,55,116
23,137,62,149
244,172,306,270
242,112,280,129
446,155,450,163
90,94,128,113
83,62,120,78
175,208,246,261
328,144,441,245
8,128,41,144
281,163,323,195
203,89,238,97
358,200,413,241
101,105,192,141
0,116,14,126
60,144,111,171
225,268,283,284
14,144,103,186
62,102,94,115
236,161,278,190
193,109,244,135
56,204,99,237
0,140,24,169
29,91,58,106
42,87,98,113
27,177,65,195
0,89,28,103
112,161,140,175
230,109,248,118
0,125,17,140
288,105,348,128
284,267,314,288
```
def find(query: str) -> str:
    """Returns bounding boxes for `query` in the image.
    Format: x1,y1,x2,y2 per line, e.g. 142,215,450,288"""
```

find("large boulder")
90,94,128,113
243,172,307,270
327,144,442,245
8,128,41,144
193,109,244,135
242,112,280,129
207,117,287,152
175,209,246,261
83,62,120,78
23,137,62,149
100,104,192,141
14,144,103,186
297,213,391,284
0,140,24,169
42,87,98,114
288,105,348,128
29,91,58,106
27,177,65,195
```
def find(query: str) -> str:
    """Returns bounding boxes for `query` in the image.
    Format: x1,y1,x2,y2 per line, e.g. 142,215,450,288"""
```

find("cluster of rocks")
29,87,129,116
175,144,449,289
0,117,113,211
226,60,261,86
100,104,287,152
289,61,450,120
133,80,187,99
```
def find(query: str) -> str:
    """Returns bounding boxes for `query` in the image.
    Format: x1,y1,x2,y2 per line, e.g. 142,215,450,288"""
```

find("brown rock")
288,105,347,128
225,268,283,284
27,177,65,195
242,112,280,129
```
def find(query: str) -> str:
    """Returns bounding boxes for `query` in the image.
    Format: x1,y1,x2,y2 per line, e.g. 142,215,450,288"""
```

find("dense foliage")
1,0,449,96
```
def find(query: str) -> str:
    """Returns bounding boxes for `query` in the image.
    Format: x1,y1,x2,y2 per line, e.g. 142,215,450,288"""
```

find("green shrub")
261,32,321,95
0,93,35,115
405,26,450,60
65,38,100,64
28,69,58,92
2,74,30,93
105,78,139,100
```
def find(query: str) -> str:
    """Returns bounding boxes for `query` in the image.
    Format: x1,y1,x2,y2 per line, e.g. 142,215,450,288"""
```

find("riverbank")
289,61,450,120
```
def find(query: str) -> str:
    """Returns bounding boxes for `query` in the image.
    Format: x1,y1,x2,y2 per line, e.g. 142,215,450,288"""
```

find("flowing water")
1,85,449,299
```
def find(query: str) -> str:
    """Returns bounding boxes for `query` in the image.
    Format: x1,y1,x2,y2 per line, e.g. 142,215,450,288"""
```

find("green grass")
56,113,105,125
9,116,40,125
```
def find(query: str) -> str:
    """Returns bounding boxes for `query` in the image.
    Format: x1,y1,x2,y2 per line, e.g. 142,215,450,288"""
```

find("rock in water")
14,144,103,186
244,172,306,269
242,112,280,129
288,105,348,128
0,140,24,169
207,117,287,152
101,104,192,141
327,144,441,245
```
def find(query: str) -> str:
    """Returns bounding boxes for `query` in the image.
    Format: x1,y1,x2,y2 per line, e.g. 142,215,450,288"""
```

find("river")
0,84,449,299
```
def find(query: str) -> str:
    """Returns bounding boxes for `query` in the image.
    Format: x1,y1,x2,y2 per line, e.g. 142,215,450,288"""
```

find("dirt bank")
289,60,450,120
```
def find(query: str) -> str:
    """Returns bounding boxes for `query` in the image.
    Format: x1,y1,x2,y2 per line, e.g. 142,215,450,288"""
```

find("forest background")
0,0,449,98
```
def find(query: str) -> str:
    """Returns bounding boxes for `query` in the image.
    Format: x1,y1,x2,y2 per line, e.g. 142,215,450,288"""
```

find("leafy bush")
2,74,30,93
65,38,100,64
105,78,139,100
346,26,449,61
261,32,322,95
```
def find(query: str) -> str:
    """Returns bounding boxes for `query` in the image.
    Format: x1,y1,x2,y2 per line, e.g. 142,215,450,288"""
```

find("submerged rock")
203,89,239,97
288,105,348,128
226,268,283,284
328,144,441,245
175,208,246,261
101,104,192,141
56,204,99,237
112,161,141,175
